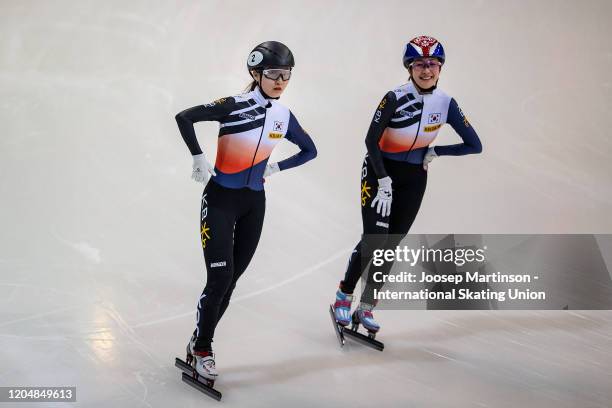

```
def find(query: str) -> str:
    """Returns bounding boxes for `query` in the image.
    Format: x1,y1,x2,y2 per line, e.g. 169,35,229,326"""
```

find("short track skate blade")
181,372,222,401
175,358,222,401
343,329,384,351
175,357,191,374
328,305,345,347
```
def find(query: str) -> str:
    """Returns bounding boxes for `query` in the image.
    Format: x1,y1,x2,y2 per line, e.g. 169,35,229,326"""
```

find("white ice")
1,0,612,407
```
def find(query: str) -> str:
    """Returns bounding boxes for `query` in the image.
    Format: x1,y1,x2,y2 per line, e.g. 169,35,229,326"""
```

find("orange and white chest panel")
378,83,452,153
215,95,290,175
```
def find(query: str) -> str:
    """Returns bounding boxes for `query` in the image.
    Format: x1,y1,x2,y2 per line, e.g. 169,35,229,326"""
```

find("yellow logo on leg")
361,180,372,207
201,222,211,248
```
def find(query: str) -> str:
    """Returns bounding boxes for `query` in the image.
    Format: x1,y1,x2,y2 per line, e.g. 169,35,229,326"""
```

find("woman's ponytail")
244,80,258,93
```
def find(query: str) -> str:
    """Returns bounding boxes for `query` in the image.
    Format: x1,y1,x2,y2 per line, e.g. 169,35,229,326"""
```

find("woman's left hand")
423,147,438,171
264,162,280,177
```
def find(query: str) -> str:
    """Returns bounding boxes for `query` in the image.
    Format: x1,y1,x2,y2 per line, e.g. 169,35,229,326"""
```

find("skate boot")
352,302,380,337
333,289,354,327
187,335,218,381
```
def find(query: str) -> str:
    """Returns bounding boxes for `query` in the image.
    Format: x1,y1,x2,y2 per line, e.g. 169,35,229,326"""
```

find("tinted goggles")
262,68,292,81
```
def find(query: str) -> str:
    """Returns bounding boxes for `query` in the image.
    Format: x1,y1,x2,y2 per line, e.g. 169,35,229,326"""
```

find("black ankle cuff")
194,340,212,352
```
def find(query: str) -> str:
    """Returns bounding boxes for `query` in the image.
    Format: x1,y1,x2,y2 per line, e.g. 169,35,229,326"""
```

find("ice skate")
342,302,384,351
329,289,355,347
187,336,218,381
174,335,222,400
333,289,354,327
352,302,380,336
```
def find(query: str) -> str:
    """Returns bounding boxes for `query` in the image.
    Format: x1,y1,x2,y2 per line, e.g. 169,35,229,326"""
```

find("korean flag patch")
273,121,284,132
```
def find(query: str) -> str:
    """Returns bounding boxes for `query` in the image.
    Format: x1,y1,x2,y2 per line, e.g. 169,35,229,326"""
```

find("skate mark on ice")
0,304,83,328
130,246,354,329
232,247,353,303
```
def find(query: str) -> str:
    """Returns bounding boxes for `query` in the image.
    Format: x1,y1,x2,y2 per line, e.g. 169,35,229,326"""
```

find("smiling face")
409,57,443,90
251,67,291,98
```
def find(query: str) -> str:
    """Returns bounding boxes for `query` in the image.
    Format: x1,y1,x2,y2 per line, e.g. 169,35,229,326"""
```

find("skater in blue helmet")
175,41,317,385
332,36,482,339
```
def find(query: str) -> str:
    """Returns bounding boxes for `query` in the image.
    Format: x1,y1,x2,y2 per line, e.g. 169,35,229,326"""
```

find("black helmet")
247,41,295,71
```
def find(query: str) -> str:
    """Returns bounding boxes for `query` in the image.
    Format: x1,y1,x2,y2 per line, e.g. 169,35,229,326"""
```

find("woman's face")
409,58,442,90
252,67,291,98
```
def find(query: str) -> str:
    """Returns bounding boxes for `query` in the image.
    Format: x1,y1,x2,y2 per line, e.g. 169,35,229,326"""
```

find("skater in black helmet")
175,41,317,383
332,36,482,340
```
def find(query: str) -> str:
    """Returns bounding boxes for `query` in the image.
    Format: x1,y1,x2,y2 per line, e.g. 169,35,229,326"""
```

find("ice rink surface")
1,0,612,406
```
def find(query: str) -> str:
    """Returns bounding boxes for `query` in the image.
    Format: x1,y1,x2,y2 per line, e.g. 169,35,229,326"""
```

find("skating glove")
423,146,438,171
371,176,392,217
192,153,216,184
263,162,280,178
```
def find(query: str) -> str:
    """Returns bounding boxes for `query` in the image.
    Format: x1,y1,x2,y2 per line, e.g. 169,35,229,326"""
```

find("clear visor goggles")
409,59,442,71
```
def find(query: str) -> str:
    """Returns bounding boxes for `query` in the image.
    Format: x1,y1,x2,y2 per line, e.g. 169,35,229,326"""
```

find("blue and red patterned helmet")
403,36,445,69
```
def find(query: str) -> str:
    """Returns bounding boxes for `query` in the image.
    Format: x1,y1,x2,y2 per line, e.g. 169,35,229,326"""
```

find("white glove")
371,176,392,217
263,162,280,178
192,153,216,184
423,146,438,171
